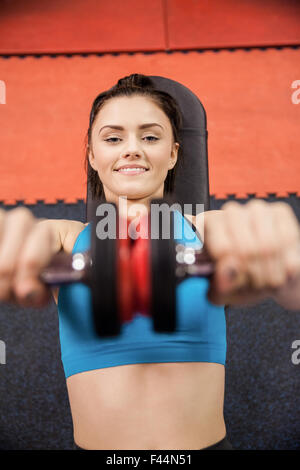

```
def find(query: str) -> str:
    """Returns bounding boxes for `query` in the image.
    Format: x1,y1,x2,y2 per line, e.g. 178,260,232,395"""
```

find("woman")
0,74,299,450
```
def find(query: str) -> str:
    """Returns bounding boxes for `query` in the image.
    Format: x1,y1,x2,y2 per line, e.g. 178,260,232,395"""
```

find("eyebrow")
99,123,164,134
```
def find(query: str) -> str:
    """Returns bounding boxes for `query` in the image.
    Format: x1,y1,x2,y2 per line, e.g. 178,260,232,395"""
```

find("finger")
244,252,285,290
272,202,300,282
218,202,259,292
202,204,251,295
250,201,300,289
284,245,300,282
248,200,282,256
203,210,233,260
245,256,266,290
221,201,258,260
13,222,55,306
247,200,285,289
0,208,35,302
262,251,286,289
214,255,247,295
272,202,300,245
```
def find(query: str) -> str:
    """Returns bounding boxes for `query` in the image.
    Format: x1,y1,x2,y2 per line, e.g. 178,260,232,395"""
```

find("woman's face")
89,95,179,206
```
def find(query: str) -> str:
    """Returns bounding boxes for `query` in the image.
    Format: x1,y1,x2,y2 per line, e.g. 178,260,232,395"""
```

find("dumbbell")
39,199,215,337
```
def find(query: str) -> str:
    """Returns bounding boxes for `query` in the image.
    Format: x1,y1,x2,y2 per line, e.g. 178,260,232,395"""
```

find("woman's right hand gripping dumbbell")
0,207,58,308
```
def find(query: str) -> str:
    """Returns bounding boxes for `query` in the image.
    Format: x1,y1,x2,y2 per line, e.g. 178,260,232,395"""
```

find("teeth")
118,168,146,172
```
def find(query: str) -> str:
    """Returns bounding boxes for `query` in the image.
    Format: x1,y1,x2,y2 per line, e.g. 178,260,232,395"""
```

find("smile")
115,168,149,175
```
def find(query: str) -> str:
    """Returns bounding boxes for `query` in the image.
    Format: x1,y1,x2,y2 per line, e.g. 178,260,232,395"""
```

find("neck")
104,188,165,221
119,196,150,220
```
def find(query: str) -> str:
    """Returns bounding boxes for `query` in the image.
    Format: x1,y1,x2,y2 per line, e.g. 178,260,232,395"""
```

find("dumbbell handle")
39,247,215,287
39,251,92,286
175,245,215,278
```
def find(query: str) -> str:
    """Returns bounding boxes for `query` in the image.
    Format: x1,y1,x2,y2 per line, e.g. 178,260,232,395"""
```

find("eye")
144,135,159,142
104,137,120,143
104,136,159,144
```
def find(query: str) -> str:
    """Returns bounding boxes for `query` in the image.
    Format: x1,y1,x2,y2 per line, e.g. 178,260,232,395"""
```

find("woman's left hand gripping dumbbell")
202,200,300,310
0,207,57,307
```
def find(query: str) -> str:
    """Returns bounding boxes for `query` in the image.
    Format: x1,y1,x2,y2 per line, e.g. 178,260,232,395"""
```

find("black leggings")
73,435,233,450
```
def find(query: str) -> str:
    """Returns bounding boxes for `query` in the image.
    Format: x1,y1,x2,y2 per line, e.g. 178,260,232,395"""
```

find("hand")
203,200,300,307
0,207,55,307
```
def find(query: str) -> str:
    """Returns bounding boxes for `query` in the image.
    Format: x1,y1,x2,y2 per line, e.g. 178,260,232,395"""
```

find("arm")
36,219,87,304
190,204,300,311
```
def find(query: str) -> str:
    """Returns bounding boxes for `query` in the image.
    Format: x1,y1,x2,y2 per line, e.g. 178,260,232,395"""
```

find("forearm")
36,218,65,255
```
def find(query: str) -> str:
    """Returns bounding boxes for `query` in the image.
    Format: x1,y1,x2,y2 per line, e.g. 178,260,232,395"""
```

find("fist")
203,200,300,307
0,207,55,307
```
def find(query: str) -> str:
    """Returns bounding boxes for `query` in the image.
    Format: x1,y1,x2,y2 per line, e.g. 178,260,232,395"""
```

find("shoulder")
184,210,222,243
51,220,88,306
62,220,89,254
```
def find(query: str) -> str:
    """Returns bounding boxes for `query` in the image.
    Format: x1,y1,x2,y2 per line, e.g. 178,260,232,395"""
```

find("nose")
121,152,142,160
120,147,144,160
120,135,145,159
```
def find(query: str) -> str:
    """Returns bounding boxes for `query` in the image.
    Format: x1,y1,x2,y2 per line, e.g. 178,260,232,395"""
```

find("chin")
116,186,150,199
121,193,148,201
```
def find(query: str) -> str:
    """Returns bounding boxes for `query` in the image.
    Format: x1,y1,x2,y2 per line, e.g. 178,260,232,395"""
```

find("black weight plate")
150,199,176,333
90,203,121,337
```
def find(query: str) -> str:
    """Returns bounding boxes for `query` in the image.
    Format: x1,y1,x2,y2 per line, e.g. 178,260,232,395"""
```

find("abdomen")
66,361,226,450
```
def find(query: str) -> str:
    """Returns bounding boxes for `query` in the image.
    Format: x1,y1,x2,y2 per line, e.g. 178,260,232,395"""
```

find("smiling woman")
53,74,230,450
88,95,179,214
0,73,230,451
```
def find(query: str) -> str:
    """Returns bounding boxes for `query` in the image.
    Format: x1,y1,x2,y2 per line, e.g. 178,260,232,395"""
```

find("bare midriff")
66,361,226,450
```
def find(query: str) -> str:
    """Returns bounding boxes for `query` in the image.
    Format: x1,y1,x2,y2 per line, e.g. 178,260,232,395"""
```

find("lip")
114,164,149,171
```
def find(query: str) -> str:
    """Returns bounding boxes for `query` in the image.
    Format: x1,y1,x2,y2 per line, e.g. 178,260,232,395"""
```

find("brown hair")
85,74,183,200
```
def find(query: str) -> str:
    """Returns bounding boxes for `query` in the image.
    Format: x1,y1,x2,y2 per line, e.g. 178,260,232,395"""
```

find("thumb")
214,255,248,295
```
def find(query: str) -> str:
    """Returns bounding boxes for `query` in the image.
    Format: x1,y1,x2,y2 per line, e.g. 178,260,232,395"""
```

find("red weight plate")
131,214,151,317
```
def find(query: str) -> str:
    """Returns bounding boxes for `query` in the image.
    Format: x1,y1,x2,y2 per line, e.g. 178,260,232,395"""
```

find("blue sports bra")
57,211,227,379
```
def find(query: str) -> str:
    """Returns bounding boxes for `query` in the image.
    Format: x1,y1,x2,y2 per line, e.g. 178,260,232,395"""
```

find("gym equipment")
39,199,215,337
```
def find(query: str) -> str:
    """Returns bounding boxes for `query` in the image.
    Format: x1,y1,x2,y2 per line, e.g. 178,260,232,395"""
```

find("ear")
88,146,97,171
168,142,179,170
